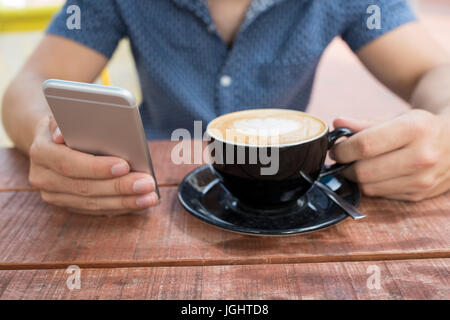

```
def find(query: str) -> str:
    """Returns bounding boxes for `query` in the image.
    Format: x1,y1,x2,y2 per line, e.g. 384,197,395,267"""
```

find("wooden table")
0,139,448,299
1,10,449,300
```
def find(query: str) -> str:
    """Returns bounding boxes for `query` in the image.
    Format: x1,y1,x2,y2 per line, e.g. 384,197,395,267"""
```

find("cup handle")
319,127,355,179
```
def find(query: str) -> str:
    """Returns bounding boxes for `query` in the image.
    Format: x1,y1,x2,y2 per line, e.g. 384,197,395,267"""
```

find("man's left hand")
332,109,450,201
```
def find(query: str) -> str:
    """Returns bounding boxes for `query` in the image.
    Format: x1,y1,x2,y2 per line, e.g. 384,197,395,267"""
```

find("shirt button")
220,75,232,87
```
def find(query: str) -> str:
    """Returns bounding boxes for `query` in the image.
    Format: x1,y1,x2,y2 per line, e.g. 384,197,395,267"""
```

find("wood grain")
149,140,207,187
0,148,31,191
0,259,448,299
0,188,448,268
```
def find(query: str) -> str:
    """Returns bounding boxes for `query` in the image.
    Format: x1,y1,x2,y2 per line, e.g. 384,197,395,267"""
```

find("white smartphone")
42,79,160,201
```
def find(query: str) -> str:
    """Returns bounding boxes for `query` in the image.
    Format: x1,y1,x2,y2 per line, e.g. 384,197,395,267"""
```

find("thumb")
48,116,65,144
52,127,65,144
333,116,380,133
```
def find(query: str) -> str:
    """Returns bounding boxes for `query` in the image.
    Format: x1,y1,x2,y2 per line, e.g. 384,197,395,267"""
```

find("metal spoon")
300,171,366,220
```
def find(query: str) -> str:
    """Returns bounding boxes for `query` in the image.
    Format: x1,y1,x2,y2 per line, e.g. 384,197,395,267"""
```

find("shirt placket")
215,0,289,115
171,0,228,114
171,0,286,115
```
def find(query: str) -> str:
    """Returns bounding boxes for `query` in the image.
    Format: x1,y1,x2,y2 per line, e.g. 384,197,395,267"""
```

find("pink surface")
308,12,450,128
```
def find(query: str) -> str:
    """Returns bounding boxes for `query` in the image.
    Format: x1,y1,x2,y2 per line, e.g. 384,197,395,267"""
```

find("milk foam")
233,118,301,137
207,109,326,146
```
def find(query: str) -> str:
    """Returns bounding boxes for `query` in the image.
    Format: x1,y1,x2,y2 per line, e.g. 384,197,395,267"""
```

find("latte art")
207,109,326,146
233,118,301,137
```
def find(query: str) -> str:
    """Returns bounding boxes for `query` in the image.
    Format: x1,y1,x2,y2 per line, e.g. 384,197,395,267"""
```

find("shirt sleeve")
46,0,126,58
341,0,417,52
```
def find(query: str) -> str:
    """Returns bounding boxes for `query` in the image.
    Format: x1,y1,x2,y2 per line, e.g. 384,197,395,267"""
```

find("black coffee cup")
206,112,354,209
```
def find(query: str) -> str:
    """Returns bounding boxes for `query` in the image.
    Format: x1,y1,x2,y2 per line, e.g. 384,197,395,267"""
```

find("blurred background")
0,0,449,147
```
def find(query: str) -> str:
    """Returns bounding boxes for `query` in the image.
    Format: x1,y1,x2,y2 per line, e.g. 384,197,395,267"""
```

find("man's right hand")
28,116,159,215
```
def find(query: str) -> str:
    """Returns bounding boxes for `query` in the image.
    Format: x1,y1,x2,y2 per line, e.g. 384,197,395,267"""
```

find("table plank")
0,259,448,299
0,148,30,191
148,140,206,187
0,188,448,267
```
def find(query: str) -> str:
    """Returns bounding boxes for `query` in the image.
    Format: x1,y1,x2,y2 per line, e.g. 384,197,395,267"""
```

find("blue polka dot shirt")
47,0,416,140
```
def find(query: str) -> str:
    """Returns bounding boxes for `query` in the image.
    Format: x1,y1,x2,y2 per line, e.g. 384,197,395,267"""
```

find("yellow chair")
0,2,111,85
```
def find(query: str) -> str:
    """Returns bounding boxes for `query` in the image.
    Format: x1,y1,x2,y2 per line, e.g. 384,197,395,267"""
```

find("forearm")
2,71,51,154
2,35,109,155
411,64,450,116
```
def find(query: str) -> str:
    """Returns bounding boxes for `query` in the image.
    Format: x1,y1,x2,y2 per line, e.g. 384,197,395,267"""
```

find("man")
2,0,450,215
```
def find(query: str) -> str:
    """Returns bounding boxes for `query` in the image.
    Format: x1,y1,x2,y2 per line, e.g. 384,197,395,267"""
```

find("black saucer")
177,165,361,236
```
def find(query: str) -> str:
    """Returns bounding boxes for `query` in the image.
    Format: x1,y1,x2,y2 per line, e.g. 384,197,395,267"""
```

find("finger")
381,193,422,202
48,115,57,133
48,116,65,144
31,138,130,179
341,147,422,184
381,193,433,202
378,165,450,202
32,167,155,196
332,116,417,163
384,187,444,202
358,172,438,198
41,191,159,212
66,208,139,216
333,117,380,133
52,127,65,144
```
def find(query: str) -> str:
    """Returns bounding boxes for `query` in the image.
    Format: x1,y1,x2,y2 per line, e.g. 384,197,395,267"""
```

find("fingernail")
133,178,154,193
136,193,157,208
52,127,61,141
111,162,129,176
